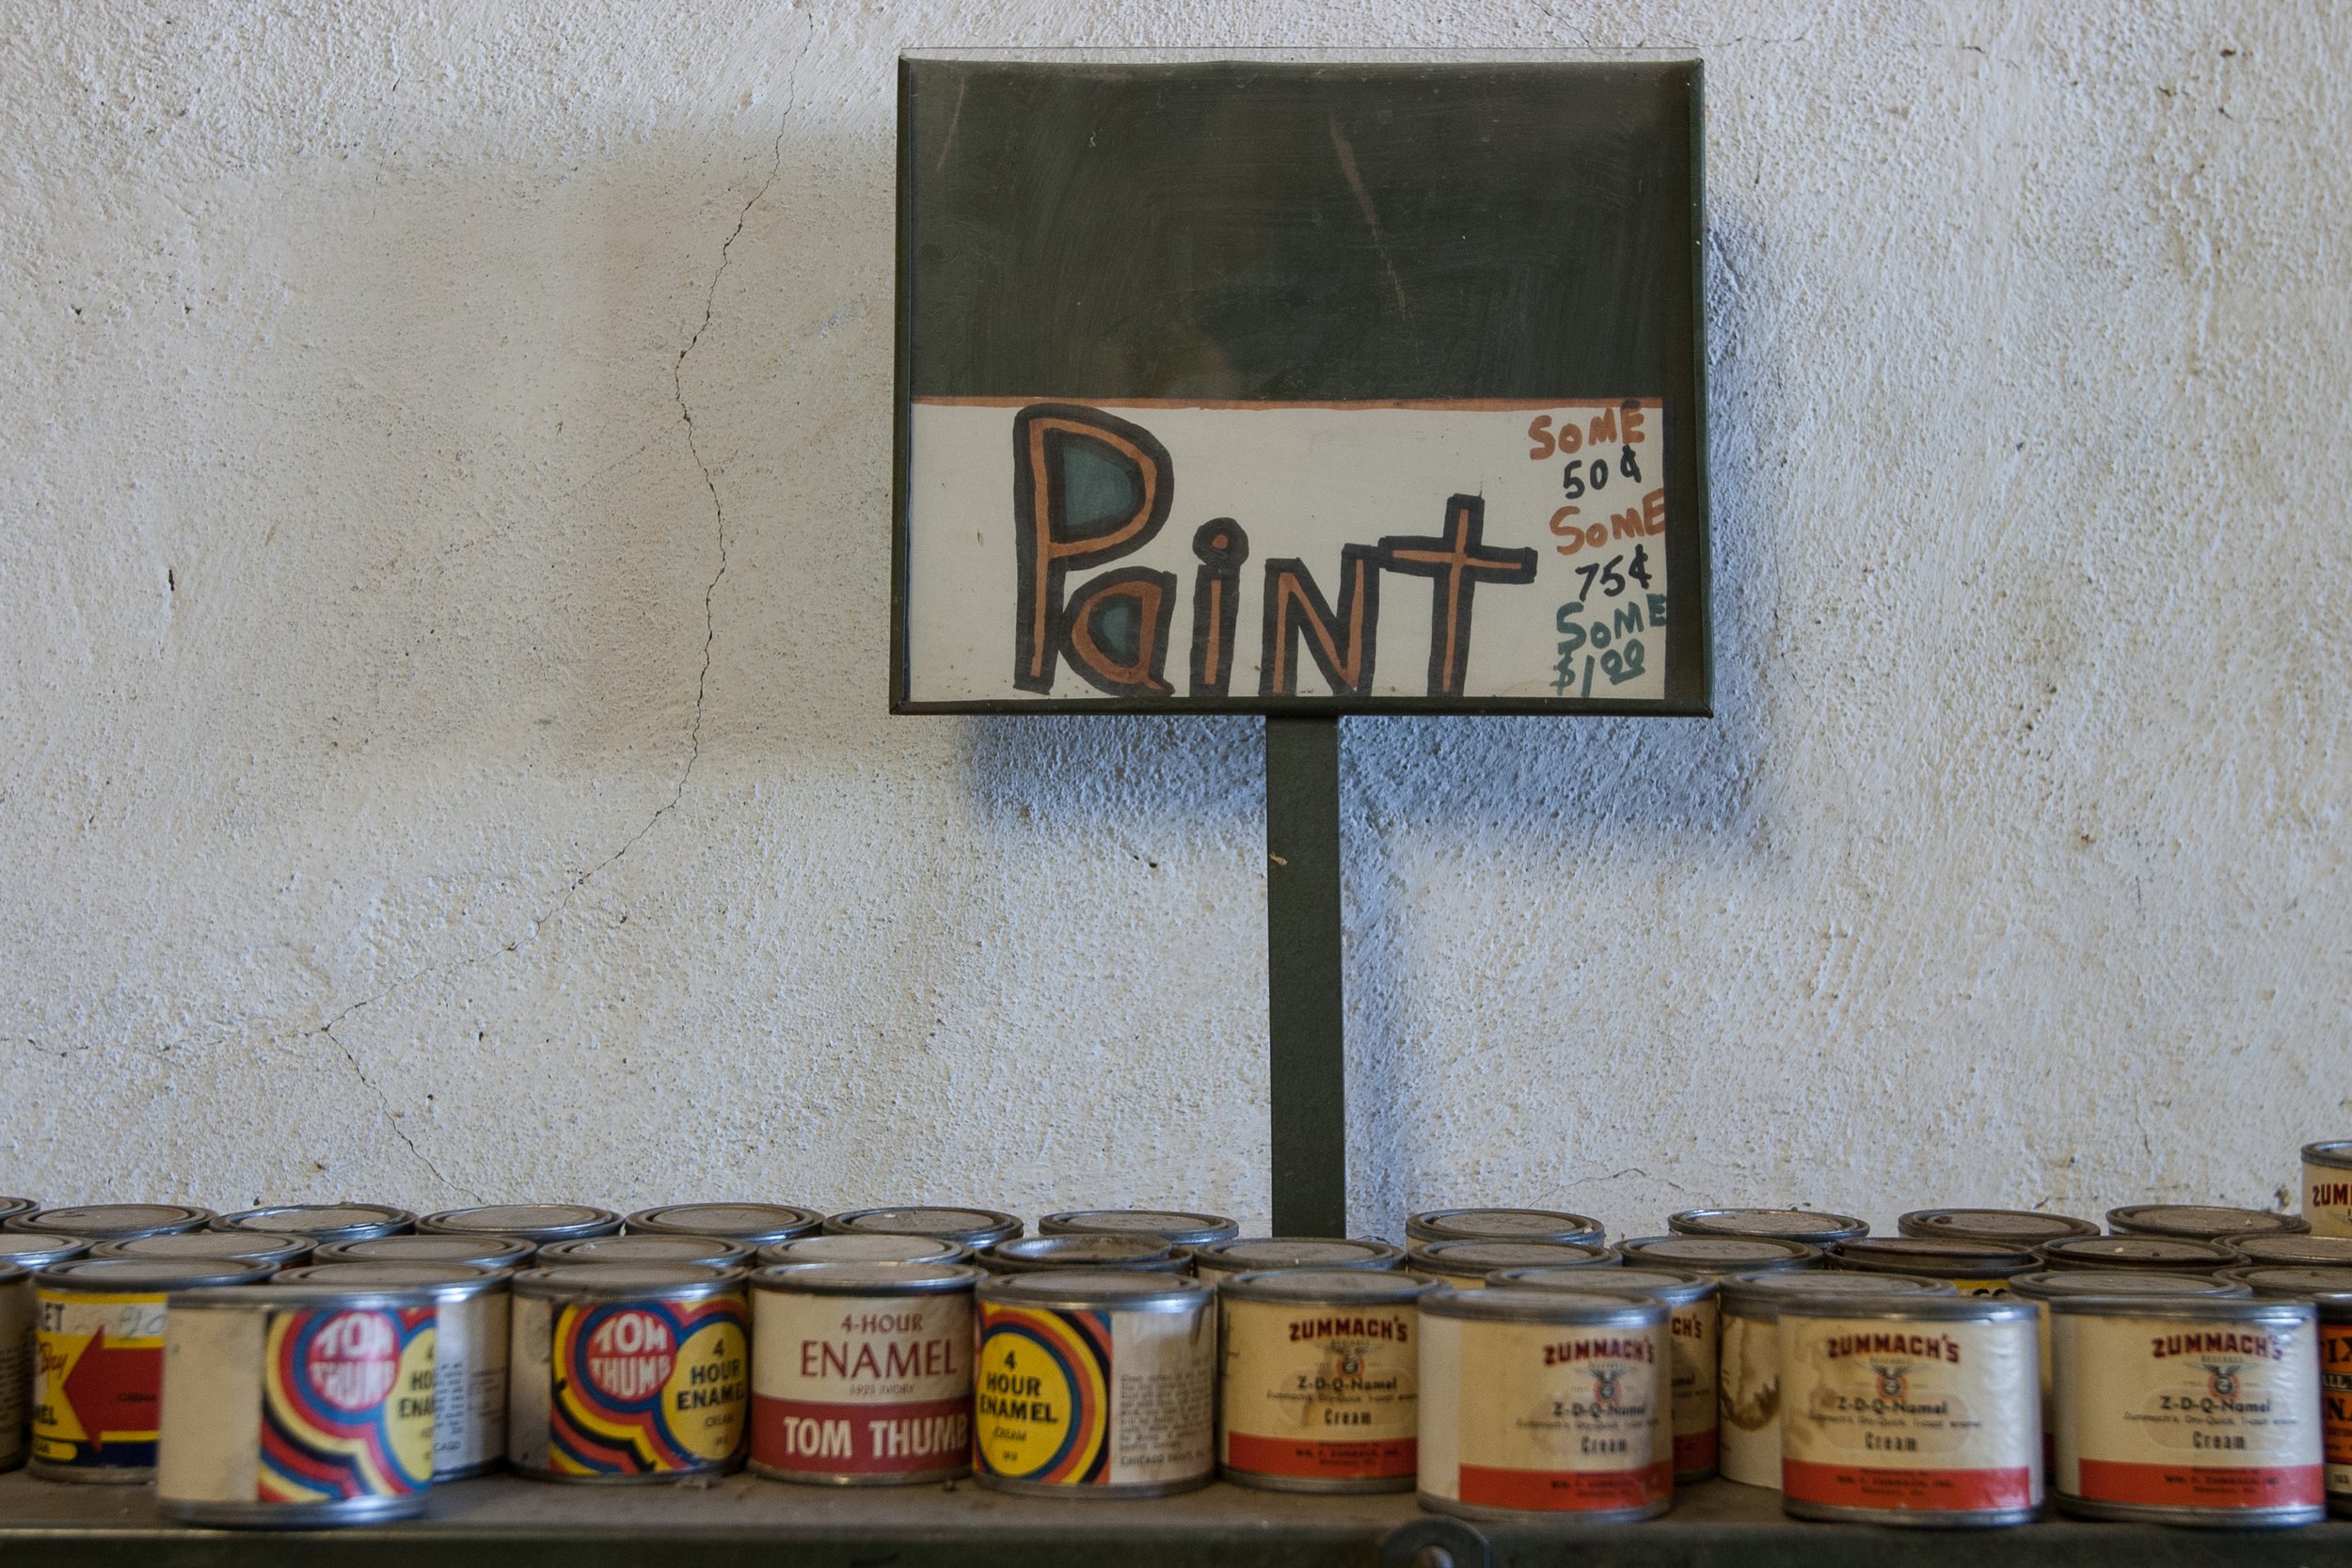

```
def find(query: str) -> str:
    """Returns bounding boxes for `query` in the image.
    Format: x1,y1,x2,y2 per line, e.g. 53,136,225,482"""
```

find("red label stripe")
751,1395,971,1476
2074,1458,2322,1508
1674,1427,1718,1474
1223,1431,1414,1479
1457,1460,1671,1512
1783,1458,2037,1512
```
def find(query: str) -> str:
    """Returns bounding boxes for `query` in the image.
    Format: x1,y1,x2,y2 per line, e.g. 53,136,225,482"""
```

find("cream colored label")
751,1288,972,1477
1108,1306,1216,1486
973,1300,1214,1488
433,1291,508,1474
1718,1308,1780,1488
1417,1314,1671,1512
2056,1311,2322,1502
2306,1163,2352,1239
156,1307,264,1504
1666,1299,1719,1473
504,1294,552,1469
1219,1295,1417,1481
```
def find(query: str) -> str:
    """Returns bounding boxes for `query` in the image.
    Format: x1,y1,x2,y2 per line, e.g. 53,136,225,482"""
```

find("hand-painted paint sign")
897,398,1677,712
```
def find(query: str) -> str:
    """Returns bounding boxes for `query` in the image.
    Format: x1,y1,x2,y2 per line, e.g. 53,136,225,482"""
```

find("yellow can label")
34,1290,167,1470
549,1294,747,1473
975,1304,1109,1482
260,1305,437,1501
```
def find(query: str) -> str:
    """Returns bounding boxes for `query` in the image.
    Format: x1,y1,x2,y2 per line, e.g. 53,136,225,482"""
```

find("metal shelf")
7,1469,2352,1567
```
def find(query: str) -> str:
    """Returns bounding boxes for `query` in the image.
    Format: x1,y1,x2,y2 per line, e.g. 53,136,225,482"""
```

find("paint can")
759,1233,972,1267
1899,1208,2100,1245
155,1277,438,1527
1776,1292,2042,1526
825,1207,1022,1250
1190,1238,1406,1282
1618,1234,1822,1275
981,1234,1186,1274
506,1263,747,1481
214,1205,416,1244
1716,1271,1953,1490
2052,1292,2323,1527
748,1261,981,1484
2225,1233,2352,1268
0,1235,93,1269
625,1203,823,1246
1488,1266,1722,1482
96,1231,313,1270
2302,1142,2352,1238
313,1234,537,1271
1039,1210,1240,1247
0,1198,35,1227
277,1261,510,1479
2007,1270,2251,1477
1406,1209,1607,1246
31,1257,276,1481
8,1204,212,1241
972,1271,1216,1497
420,1204,621,1245
2314,1291,2352,1517
2036,1235,2242,1274
1831,1237,2040,1295
0,1265,28,1472
1670,1209,1867,1244
1406,1239,1617,1288
2108,1204,2309,1242
539,1234,754,1270
1418,1284,1673,1521
2220,1266,2352,1301
1216,1268,1433,1493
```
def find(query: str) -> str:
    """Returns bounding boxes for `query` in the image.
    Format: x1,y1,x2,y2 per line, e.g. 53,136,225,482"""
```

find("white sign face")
898,398,1673,709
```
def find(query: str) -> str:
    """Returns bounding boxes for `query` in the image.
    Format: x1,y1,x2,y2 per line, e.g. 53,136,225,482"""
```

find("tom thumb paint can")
2303,1144,2352,1239
277,1262,510,1481
1216,1268,1434,1493
156,1280,438,1527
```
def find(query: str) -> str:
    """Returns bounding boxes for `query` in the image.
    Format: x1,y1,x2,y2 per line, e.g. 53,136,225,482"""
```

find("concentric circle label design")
261,1306,436,1502
550,1295,747,1474
974,1304,1109,1485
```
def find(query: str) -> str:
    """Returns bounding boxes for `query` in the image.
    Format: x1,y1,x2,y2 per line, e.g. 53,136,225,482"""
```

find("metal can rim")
1217,1267,1437,1307
1419,1282,1667,1327
1619,1234,1823,1265
824,1206,1024,1245
1192,1237,1406,1274
2047,1292,2313,1323
1486,1265,1714,1305
510,1262,745,1301
36,1256,278,1289
1038,1210,1240,1246
976,1270,1212,1311
167,1280,457,1310
213,1204,417,1241
312,1235,537,1268
1719,1271,1951,1319
758,1236,973,1266
2106,1203,2311,1239
419,1204,623,1240
538,1235,755,1266
2006,1269,2249,1302
2037,1236,2242,1265
1668,1207,1867,1242
1403,1208,1607,1244
272,1260,509,1297
8,1203,214,1237
2301,1140,2352,1171
625,1203,825,1242
1775,1293,2038,1324
1897,1207,2102,1243
751,1261,985,1295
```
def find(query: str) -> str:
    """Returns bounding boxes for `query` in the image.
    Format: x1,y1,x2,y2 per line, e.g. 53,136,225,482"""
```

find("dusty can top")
2106,1203,2309,1241
825,1207,1023,1249
2048,1291,2308,1326
1191,1237,1406,1278
511,1262,743,1303
975,1269,1211,1313
760,1233,972,1266
2225,1232,2352,1267
2006,1269,2251,1303
752,1261,983,1296
1037,1209,1239,1247
2037,1234,2241,1272
1488,1265,1714,1307
312,1234,537,1270
2217,1265,2352,1301
1406,1239,1615,1281
0,1196,35,1224
1831,1235,2040,1279
1420,1281,1665,1330
8,1203,212,1239
38,1256,277,1291
625,1203,823,1244
1668,1208,1866,1243
1778,1292,2036,1327
980,1234,1184,1274
1404,1208,1606,1245
0,1233,92,1267
1617,1234,1822,1274
272,1260,507,1300
95,1231,311,1268
1897,1207,2100,1244
420,1204,622,1243
2303,1140,2352,1172
539,1234,753,1268
1719,1270,1951,1321
213,1203,415,1243
1218,1266,1435,1307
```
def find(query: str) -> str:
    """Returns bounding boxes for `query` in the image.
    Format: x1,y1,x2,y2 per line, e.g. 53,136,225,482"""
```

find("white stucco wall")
2,2,2344,1238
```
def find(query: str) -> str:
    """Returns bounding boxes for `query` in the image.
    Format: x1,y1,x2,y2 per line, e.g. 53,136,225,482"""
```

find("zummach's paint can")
1418,1285,1672,1521
0,1265,29,1471
1831,1237,2040,1296
507,1263,746,1481
2228,1234,2352,1268
313,1234,536,1271
1191,1238,1406,1282
1671,1209,1867,1245
748,1261,980,1484
1619,1235,1822,1275
1406,1209,1606,1246
1040,1210,1240,1247
2007,1271,2250,1477
1716,1271,1952,1489
9,1204,212,1241
1776,1292,2041,1526
31,1257,276,1481
2109,1204,2309,1243
1899,1209,2100,1245
1407,1240,1616,1288
972,1271,1216,1497
97,1232,312,1270
982,1235,1185,1275
0,1198,35,1227
626,1204,822,1246
760,1233,971,1267
215,1205,415,1244
156,1278,437,1527
2052,1292,2323,1526
539,1235,754,1270
421,1205,621,1245
2038,1236,2242,1274
1216,1268,1433,1493
2223,1266,2352,1301
825,1207,1022,1250
278,1262,510,1479
2303,1142,2352,1238
1489,1266,1721,1482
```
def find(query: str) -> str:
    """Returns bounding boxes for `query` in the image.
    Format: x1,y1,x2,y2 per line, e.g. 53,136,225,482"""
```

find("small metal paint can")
1216,1267,1432,1493
981,1234,1186,1275
1407,1239,1617,1288
1418,1284,1673,1521
1190,1237,1406,1282
2036,1235,2243,1274
2052,1292,2323,1527
0,1198,35,1227
1490,1266,1722,1482
824,1207,1023,1250
1039,1209,1240,1247
421,1204,621,1245
1716,1271,1953,1489
1618,1234,1823,1275
156,1277,439,1527
1406,1209,1606,1246
214,1205,416,1244
2227,1233,2352,1268
1831,1237,2041,1295
748,1261,981,1484
973,1271,1216,1497
278,1261,510,1480
2302,1142,2352,1238
626,1203,823,1246
2221,1266,2352,1301
97,1232,313,1270
2007,1270,2251,1478
539,1234,754,1270
31,1257,277,1481
0,1265,29,1471
0,1235,93,1269
1670,1208,1867,1245
1776,1292,2042,1526
8,1203,213,1241
2108,1204,2310,1243
312,1234,537,1271
759,1233,973,1267
1899,1208,2100,1246
2312,1291,2352,1516
507,1263,747,1481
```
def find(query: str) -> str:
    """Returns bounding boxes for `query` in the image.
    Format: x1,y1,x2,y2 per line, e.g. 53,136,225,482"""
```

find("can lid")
215,1204,416,1242
1422,1282,1667,1326
1775,1291,2037,1323
313,1234,536,1268
753,1261,983,1295
2217,1264,2352,1301
1489,1265,1715,1304
1833,1236,2040,1274
760,1234,971,1266
274,1260,504,1293
2007,1270,2252,1302
1721,1269,1951,1318
421,1204,622,1241
1407,1240,1615,1277
2221,1232,2352,1267
1404,1208,1606,1245
1219,1268,1437,1306
2049,1290,2311,1323
38,1256,275,1289
1191,1237,1406,1274
1038,1210,1240,1246
2107,1204,2310,1241
625,1203,824,1242
984,1234,1177,1270
0,1234,91,1265
2301,1140,2352,1171
539,1234,753,1266
2037,1235,2241,1269
1897,1208,2101,1243
0,1197,35,1218
95,1232,310,1263
825,1207,1024,1246
175,1277,460,1310
1668,1208,1867,1243
1618,1234,1822,1272
8,1203,213,1238
512,1262,744,1300
977,1270,1212,1311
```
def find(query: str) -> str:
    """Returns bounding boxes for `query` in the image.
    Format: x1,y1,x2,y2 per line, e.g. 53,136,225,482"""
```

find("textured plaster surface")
0,2,2345,1237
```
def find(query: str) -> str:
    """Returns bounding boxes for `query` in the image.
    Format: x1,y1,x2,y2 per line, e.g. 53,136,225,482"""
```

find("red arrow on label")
62,1331,161,1450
